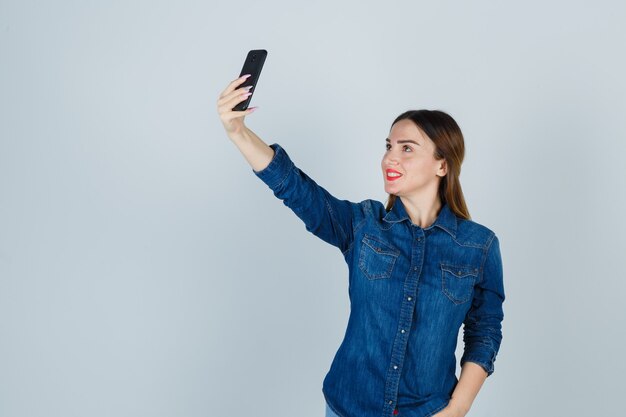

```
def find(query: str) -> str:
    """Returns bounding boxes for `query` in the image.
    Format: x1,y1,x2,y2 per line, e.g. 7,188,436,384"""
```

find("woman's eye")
385,144,412,152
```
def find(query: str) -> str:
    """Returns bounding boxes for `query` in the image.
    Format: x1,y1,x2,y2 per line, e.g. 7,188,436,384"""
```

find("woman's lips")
386,169,403,181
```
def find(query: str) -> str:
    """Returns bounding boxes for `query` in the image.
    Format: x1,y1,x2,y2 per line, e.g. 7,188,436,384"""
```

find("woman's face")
381,119,447,198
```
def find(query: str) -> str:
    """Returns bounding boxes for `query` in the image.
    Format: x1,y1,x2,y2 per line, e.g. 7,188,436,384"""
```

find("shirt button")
407,296,412,301
388,400,393,405
414,267,417,271
401,329,405,333
393,365,398,369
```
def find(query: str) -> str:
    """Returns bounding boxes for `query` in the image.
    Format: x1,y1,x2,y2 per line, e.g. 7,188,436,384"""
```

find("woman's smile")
386,169,403,181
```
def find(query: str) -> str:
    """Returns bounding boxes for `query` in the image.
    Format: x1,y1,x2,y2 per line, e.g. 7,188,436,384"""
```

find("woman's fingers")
218,74,252,100
217,93,257,130
218,89,253,120
221,106,256,124
216,74,254,116
217,75,258,136
217,85,253,110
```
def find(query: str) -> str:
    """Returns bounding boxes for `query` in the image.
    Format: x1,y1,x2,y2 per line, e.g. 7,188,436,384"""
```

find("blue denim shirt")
253,144,505,417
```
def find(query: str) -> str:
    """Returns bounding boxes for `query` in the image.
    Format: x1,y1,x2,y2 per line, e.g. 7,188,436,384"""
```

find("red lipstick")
386,169,403,181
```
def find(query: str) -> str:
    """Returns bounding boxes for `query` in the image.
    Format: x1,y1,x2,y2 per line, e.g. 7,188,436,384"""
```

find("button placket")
382,222,423,417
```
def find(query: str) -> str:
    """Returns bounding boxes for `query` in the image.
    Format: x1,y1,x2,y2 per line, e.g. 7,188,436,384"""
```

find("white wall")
1,1,624,416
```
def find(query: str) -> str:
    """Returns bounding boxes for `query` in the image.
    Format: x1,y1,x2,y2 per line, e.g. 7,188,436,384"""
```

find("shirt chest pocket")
440,263,479,304
358,234,400,280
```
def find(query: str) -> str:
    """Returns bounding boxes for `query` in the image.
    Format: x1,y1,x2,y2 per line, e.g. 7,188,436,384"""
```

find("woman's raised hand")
216,74,257,140
216,74,273,172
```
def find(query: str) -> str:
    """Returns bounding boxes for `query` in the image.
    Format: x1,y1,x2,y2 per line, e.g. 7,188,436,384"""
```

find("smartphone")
232,49,267,111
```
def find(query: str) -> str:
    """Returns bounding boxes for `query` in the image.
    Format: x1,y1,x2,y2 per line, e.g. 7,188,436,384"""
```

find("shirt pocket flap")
440,263,479,304
440,264,479,278
361,234,400,257
358,234,400,280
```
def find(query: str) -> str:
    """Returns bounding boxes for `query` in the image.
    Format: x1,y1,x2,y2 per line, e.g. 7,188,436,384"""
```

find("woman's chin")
384,185,399,194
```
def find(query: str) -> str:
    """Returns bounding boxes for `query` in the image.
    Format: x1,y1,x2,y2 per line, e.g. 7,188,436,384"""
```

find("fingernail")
241,74,251,79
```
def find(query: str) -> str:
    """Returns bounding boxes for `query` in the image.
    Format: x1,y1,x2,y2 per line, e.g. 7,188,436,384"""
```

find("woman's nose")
384,155,398,166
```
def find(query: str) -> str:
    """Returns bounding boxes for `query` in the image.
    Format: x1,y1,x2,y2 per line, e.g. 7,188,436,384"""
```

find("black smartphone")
232,49,267,111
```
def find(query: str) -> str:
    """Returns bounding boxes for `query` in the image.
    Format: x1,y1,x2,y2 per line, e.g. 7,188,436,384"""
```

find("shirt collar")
383,197,457,238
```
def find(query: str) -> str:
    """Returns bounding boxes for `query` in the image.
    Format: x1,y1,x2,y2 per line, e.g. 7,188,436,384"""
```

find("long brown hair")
384,109,471,220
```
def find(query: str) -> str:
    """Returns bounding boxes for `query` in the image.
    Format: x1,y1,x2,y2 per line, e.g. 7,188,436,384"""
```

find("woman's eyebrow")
386,138,419,145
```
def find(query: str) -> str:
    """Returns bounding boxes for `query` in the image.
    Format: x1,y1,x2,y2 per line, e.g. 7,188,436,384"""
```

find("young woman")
217,74,505,417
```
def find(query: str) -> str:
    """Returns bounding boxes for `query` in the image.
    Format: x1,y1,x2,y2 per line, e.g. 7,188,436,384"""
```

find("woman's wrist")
228,124,251,144
229,125,274,172
447,398,470,417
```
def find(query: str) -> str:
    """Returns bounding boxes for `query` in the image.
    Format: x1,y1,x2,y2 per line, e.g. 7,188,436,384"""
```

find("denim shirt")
253,144,505,417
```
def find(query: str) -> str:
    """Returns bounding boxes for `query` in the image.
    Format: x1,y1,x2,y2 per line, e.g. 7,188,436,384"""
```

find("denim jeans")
325,401,340,417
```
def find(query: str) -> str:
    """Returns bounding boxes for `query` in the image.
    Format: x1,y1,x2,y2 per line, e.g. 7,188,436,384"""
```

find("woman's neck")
399,195,442,228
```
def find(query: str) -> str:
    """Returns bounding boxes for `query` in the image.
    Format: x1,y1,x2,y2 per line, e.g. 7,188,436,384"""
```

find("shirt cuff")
252,143,295,190
460,355,495,377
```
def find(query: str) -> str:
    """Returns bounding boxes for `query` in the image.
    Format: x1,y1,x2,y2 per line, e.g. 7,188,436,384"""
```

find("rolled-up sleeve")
253,143,365,255
460,233,505,377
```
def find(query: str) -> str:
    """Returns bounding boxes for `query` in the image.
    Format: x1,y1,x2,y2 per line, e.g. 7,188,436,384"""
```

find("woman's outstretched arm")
217,75,365,254
229,125,275,172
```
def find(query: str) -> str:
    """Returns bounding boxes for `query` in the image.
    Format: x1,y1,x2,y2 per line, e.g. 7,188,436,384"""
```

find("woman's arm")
217,75,365,254
460,234,505,376
229,125,275,172
248,137,363,254
435,362,487,416
434,233,505,417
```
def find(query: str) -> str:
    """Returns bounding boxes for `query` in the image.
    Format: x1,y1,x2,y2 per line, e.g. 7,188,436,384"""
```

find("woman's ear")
437,159,448,177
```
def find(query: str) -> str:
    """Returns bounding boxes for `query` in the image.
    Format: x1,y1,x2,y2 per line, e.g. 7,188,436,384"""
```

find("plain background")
1,1,625,416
